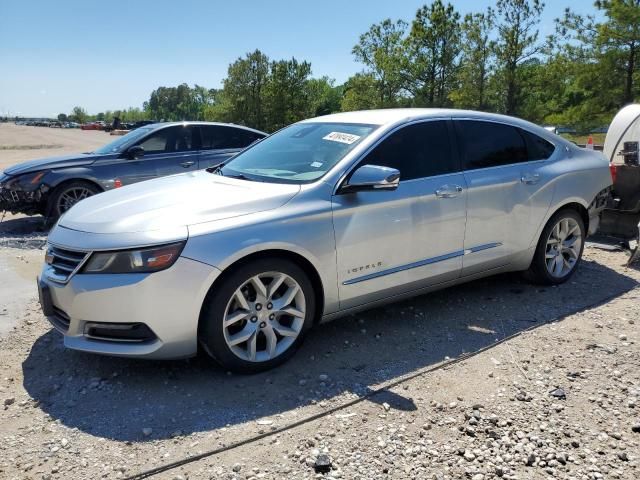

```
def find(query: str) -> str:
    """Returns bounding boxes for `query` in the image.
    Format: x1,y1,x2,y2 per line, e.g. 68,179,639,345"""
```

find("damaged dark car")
0,122,266,220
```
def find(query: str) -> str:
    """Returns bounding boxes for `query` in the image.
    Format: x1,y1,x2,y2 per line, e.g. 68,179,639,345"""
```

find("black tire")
525,208,585,285
199,258,316,373
46,180,101,220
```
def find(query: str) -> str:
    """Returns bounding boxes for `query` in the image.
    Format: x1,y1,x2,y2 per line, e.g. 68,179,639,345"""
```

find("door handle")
435,185,463,198
521,173,540,185
180,161,195,168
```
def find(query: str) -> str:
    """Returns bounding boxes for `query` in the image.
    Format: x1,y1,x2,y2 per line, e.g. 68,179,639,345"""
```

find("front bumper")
0,183,47,215
38,256,221,359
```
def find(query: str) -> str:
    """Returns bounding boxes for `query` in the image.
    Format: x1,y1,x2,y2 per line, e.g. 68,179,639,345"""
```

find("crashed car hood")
58,170,301,234
3,153,99,176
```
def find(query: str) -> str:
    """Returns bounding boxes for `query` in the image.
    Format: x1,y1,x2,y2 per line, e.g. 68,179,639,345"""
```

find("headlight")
82,242,185,274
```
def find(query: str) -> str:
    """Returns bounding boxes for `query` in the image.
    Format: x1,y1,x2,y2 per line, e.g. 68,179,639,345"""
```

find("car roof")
303,108,543,131
148,121,267,135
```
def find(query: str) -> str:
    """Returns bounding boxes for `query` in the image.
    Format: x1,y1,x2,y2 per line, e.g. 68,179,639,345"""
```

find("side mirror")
126,145,145,160
340,164,400,193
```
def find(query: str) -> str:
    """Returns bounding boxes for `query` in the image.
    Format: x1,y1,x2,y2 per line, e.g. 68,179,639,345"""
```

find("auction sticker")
323,132,361,144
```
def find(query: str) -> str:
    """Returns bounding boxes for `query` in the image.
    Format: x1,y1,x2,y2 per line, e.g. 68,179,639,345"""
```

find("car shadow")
21,256,638,442
0,215,49,249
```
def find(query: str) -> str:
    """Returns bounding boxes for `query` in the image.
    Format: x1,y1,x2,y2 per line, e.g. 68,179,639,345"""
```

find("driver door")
332,120,467,310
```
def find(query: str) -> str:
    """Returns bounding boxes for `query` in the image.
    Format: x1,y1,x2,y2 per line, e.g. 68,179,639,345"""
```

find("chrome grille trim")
45,244,91,284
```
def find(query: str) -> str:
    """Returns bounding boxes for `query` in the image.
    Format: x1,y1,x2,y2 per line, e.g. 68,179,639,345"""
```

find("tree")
404,0,462,106
70,106,88,124
494,0,545,114
57,113,68,122
352,19,407,107
264,58,313,131
144,83,213,121
217,50,271,130
558,0,640,109
451,9,496,110
306,77,342,117
340,73,380,111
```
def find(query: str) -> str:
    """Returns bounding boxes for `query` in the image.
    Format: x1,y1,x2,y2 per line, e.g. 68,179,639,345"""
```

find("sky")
0,0,597,117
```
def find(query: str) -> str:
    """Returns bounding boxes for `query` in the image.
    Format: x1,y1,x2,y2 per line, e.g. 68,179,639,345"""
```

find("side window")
360,121,455,181
137,126,196,153
137,128,173,153
458,120,528,169
201,126,265,150
520,129,556,161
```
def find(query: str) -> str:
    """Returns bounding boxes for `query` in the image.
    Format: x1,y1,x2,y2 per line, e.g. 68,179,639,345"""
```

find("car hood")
58,170,301,234
3,153,98,176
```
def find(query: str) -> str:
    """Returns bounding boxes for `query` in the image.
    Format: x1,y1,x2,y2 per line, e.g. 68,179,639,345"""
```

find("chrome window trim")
342,242,502,285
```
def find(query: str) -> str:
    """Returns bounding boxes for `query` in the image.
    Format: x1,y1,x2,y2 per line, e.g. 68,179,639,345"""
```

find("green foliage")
341,73,380,111
264,58,313,131
66,1,640,134
450,9,496,110
404,0,461,106
57,113,68,122
70,106,88,124
494,0,545,115
352,19,408,107
144,83,214,121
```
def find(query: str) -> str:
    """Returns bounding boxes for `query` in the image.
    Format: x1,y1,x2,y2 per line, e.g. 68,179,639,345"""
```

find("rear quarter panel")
531,146,611,247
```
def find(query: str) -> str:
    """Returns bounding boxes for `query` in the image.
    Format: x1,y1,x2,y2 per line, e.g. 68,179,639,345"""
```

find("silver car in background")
38,109,612,372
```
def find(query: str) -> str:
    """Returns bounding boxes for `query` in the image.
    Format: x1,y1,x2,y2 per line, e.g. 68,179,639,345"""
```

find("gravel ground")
0,127,639,480
0,231,638,480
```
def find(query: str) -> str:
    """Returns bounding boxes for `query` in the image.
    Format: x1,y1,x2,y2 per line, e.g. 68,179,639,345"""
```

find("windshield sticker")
323,132,361,145
310,161,323,168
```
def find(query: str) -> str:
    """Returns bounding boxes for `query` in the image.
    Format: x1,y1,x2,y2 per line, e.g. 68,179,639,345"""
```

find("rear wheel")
526,209,585,285
199,258,315,373
47,181,100,220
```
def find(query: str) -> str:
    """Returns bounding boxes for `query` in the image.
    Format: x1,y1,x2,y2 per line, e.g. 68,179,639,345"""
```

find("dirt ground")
0,123,107,169
0,128,638,480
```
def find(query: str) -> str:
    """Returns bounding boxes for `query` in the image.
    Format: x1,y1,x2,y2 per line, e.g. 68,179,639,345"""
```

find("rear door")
455,120,555,275
332,120,467,309
198,125,265,169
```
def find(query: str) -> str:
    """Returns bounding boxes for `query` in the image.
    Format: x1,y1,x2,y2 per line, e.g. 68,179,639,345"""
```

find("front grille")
49,306,71,333
46,245,89,282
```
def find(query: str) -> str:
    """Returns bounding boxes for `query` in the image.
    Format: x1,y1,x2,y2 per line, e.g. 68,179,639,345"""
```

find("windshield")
93,127,154,154
220,122,377,183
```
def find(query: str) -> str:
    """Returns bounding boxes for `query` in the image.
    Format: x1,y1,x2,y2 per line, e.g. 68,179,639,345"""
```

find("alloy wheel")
57,186,94,213
545,217,582,278
222,271,306,363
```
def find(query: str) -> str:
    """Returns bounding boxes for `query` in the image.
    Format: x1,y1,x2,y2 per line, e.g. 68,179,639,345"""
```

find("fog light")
84,322,156,343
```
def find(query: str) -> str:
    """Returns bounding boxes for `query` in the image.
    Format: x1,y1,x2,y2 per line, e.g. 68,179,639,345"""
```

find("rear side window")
457,120,527,169
362,121,455,181
520,129,556,161
200,126,265,150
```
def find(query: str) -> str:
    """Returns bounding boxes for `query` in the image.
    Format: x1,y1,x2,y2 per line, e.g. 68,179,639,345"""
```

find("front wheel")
525,209,585,285
199,258,316,373
47,181,100,220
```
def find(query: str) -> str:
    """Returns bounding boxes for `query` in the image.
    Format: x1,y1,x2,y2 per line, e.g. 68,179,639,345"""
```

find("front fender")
183,203,339,315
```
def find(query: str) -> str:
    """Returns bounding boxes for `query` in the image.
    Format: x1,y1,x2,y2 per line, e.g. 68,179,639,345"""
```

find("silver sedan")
38,109,612,372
